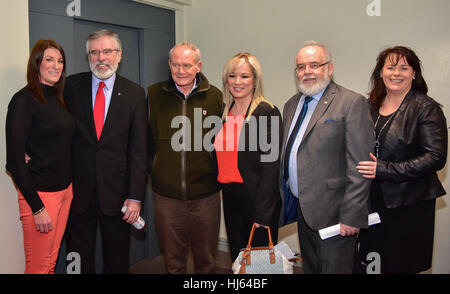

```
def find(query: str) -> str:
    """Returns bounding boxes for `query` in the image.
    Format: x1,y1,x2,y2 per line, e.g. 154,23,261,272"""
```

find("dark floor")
129,250,304,274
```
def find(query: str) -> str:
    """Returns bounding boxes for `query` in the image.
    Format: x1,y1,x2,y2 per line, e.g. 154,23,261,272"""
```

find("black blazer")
373,89,447,209
213,101,282,225
64,72,147,216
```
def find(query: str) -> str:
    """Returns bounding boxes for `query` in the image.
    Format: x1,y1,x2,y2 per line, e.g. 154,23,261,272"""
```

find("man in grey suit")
281,41,373,273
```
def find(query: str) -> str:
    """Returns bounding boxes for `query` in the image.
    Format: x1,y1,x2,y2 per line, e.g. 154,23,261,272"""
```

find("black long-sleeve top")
6,84,75,213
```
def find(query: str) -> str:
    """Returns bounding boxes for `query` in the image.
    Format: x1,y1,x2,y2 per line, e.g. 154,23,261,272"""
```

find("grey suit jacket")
280,81,374,231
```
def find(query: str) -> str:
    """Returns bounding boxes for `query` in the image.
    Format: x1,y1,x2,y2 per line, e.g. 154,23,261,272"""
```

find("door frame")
133,0,191,43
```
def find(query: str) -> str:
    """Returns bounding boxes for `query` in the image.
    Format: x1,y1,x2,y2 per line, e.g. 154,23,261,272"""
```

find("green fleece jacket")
148,73,223,200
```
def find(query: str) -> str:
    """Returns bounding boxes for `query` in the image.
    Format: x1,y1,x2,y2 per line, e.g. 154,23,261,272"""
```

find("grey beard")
298,75,331,96
90,62,118,80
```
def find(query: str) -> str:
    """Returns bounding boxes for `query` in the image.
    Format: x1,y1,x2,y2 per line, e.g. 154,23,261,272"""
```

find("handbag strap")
245,222,274,249
241,223,275,268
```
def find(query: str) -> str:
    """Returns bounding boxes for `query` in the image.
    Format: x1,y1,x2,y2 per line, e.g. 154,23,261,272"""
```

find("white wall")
185,0,450,273
0,0,29,274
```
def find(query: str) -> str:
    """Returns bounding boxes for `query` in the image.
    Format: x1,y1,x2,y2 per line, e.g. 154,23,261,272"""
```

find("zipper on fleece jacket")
176,85,209,200
180,99,187,200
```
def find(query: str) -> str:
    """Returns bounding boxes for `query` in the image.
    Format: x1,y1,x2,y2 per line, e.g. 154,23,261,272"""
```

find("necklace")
373,111,396,158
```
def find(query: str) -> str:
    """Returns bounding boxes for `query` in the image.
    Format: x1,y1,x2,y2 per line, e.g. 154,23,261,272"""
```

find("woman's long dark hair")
27,39,66,105
368,46,428,109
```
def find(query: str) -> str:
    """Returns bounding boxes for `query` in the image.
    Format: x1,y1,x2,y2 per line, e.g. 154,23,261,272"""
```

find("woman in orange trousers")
6,39,75,274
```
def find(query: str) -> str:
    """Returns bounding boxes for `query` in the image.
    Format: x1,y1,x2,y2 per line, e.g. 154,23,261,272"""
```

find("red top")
214,113,245,183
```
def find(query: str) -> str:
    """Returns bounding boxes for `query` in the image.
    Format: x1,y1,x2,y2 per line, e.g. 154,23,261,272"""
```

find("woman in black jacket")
213,53,282,262
356,46,447,273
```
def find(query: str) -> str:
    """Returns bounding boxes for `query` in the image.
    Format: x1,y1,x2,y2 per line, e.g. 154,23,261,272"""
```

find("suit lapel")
81,72,98,140
100,75,123,142
301,82,337,144
281,93,301,152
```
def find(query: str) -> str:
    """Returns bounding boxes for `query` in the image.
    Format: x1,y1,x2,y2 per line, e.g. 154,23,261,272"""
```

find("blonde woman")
213,53,282,261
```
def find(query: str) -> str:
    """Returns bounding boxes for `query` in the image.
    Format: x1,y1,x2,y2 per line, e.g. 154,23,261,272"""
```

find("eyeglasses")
89,49,119,56
295,61,330,73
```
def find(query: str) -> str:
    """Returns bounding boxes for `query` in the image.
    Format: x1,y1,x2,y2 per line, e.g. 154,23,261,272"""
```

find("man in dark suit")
64,29,147,274
280,41,374,273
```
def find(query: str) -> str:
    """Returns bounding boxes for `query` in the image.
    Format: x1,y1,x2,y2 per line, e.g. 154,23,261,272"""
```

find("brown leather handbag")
237,223,282,274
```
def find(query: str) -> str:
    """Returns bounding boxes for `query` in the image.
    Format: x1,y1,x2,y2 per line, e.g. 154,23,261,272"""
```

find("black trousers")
222,183,279,262
65,193,130,274
297,201,357,274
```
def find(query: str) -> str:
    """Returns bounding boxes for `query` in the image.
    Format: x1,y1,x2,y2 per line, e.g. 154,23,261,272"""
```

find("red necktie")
94,82,105,140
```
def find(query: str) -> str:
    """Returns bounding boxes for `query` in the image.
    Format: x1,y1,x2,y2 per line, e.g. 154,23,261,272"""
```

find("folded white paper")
274,241,296,260
318,213,381,240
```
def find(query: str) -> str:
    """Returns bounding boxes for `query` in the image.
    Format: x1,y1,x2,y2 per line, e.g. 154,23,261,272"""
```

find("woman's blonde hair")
222,52,273,120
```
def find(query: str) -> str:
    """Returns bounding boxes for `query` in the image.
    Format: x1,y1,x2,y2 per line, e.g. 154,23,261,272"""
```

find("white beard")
297,68,331,96
90,61,118,80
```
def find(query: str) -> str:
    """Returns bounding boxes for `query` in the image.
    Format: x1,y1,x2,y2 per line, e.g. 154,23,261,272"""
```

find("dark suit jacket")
213,101,282,226
280,81,374,230
64,72,147,216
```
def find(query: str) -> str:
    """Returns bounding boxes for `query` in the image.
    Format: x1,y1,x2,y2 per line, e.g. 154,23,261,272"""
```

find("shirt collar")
175,76,198,98
302,86,327,102
92,73,116,90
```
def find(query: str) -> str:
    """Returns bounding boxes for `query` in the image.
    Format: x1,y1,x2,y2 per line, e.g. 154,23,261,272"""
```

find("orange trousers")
18,183,73,274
